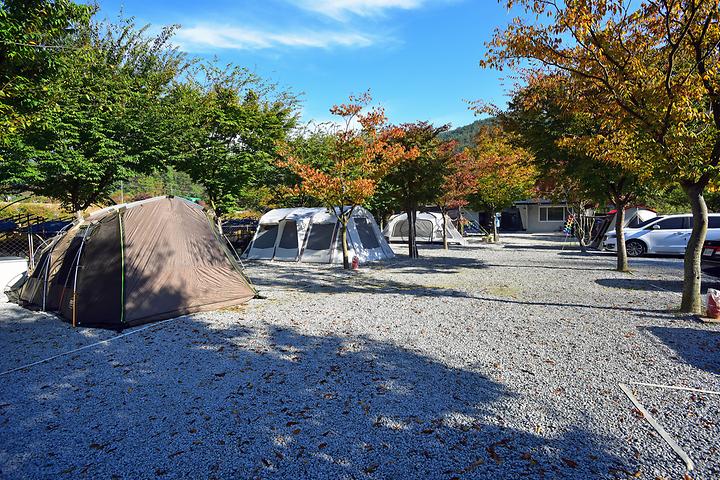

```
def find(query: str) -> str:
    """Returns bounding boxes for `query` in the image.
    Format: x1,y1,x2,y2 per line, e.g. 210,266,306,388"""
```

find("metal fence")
0,214,73,268
222,219,259,259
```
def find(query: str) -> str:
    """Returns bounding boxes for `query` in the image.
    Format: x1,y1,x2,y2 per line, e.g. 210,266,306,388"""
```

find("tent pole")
52,223,79,311
40,245,53,311
70,226,91,328
297,220,312,262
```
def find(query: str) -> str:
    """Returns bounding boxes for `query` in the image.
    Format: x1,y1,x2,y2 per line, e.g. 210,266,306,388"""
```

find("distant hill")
440,117,495,149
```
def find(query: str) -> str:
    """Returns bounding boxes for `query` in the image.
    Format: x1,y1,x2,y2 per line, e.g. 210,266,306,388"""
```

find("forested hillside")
439,117,495,149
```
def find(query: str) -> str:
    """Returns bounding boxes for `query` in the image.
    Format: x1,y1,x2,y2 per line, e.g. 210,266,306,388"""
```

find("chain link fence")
0,214,73,268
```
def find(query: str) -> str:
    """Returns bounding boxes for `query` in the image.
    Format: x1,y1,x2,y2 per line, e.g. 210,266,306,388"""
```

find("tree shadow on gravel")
248,261,478,298
595,278,712,295
484,263,612,273
472,295,671,316
379,255,489,275
643,326,720,375
503,244,581,252
0,315,636,480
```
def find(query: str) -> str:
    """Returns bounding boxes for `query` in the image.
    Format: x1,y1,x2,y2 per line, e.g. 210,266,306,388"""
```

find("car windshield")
636,216,663,228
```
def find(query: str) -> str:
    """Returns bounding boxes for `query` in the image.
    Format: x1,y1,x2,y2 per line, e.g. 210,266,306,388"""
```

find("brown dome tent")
18,196,256,329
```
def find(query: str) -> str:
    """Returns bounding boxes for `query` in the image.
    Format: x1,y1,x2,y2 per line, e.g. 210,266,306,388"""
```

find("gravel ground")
1,233,719,480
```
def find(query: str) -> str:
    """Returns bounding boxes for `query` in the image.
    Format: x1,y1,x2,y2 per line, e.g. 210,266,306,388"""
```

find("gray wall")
517,204,567,233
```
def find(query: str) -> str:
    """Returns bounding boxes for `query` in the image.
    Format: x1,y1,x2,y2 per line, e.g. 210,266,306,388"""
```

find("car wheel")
626,240,646,257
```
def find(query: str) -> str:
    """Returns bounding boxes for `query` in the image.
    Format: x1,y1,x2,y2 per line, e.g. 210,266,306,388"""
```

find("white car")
603,214,720,257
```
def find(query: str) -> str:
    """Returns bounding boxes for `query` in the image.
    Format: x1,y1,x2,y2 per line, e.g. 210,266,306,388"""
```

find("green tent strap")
118,209,126,323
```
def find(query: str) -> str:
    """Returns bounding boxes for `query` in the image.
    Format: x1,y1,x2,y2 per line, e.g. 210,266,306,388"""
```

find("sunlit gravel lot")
1,234,719,479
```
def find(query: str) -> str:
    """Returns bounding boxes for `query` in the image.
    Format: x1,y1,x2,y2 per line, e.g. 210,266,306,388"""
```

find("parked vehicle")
702,239,720,278
603,214,720,257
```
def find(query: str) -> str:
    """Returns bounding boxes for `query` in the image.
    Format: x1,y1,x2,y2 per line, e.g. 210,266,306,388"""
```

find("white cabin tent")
382,212,467,245
589,206,657,248
245,207,394,264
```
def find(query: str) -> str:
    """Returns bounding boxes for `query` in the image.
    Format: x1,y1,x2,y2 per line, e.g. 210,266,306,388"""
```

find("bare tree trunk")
412,209,419,258
573,204,587,253
680,182,708,314
442,209,448,250
614,204,629,272
406,204,413,258
75,210,83,222
341,220,350,270
406,203,418,258
492,212,499,243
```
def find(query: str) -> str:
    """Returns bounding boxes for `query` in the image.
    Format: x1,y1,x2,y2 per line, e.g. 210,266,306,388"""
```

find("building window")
539,206,566,222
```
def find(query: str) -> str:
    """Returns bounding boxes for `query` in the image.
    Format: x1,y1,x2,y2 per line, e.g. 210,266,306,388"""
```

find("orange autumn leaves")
279,92,419,211
465,125,537,213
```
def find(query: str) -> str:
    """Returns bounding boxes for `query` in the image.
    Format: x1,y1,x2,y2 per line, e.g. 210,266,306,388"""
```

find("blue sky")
96,0,517,129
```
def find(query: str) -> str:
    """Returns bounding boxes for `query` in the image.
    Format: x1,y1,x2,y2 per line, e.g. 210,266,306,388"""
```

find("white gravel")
1,233,719,479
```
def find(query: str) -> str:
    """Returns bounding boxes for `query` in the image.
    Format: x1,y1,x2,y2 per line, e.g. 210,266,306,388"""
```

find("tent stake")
618,383,694,473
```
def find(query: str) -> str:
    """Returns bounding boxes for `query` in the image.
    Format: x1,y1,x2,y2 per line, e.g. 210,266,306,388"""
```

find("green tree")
0,0,93,192
497,74,652,270
380,122,450,258
3,16,187,216
484,0,720,313
466,125,537,242
167,63,298,219
265,124,335,209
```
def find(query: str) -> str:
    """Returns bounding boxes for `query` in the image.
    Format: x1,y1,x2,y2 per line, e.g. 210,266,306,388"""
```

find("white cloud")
290,0,424,19
175,24,376,51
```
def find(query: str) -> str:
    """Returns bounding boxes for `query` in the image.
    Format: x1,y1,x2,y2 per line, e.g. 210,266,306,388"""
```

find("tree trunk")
614,204,629,272
573,205,587,253
75,210,83,222
341,221,350,270
406,204,413,257
442,209,448,250
492,212,499,243
412,209,419,258
406,203,418,258
680,182,708,314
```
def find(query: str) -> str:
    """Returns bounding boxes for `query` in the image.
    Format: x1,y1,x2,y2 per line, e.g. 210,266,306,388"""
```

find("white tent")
245,207,394,264
382,212,466,245
605,207,657,233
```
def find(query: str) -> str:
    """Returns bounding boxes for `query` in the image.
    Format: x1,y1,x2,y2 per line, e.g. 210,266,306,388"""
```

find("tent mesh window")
278,221,298,250
29,249,51,279
393,220,409,238
53,235,84,286
304,223,336,251
253,225,279,249
416,219,434,241
354,218,379,249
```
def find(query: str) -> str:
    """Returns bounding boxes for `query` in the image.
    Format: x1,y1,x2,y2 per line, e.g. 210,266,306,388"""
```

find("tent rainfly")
18,196,256,329
245,207,394,264
383,212,467,245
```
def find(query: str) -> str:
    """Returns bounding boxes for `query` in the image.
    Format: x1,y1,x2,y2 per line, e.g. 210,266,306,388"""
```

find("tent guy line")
629,381,720,396
0,315,184,377
618,383,695,473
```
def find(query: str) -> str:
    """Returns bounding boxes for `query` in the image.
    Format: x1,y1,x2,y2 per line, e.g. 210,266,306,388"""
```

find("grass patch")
485,284,522,298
